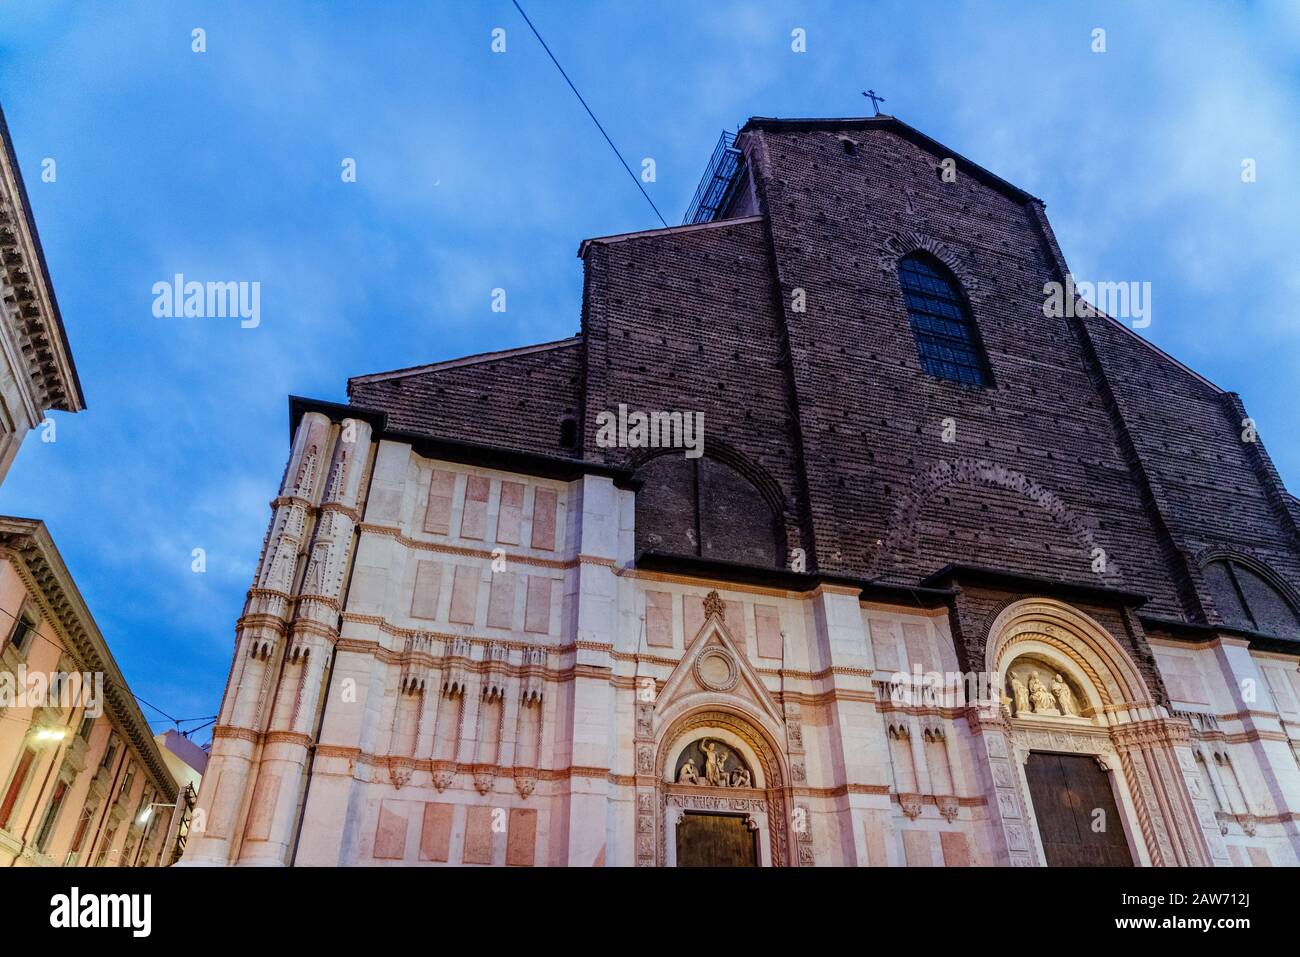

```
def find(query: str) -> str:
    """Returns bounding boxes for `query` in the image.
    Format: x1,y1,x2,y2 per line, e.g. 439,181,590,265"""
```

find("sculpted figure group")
676,738,753,788
1008,669,1079,718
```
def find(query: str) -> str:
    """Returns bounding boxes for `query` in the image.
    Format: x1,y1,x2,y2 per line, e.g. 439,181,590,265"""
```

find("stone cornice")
212,725,259,745
1110,716,1193,750
0,105,84,414
0,518,175,797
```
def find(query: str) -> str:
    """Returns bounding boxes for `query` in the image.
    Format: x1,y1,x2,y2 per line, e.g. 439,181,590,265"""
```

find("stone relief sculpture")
1051,674,1078,716
674,738,756,789
1010,672,1031,716
1008,663,1085,719
1027,674,1061,715
701,738,728,786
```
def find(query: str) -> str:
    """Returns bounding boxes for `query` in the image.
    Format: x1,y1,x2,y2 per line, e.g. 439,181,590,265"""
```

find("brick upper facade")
347,115,1300,643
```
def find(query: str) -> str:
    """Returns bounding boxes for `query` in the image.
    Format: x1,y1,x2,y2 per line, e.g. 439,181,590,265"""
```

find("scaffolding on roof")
682,130,745,225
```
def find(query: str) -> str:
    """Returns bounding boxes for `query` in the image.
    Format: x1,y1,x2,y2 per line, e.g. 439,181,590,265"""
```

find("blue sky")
1,1,1297,743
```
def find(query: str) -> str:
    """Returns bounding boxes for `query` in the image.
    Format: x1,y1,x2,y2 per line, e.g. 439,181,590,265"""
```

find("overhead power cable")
511,0,668,227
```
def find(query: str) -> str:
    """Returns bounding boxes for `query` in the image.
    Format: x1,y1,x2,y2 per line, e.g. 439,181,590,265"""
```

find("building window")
1203,559,1300,638
77,713,95,741
559,416,578,451
99,735,118,771
94,827,117,867
5,610,36,657
65,805,95,865
0,748,37,830
897,253,992,387
34,780,69,853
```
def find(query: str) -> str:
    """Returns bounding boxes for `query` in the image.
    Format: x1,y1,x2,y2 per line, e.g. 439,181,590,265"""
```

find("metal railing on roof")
682,130,745,225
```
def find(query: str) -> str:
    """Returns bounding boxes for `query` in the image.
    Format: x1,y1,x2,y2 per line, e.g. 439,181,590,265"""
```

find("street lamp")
138,802,176,825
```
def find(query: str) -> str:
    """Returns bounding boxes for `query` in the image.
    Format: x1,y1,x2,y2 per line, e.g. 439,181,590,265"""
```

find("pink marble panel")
645,591,673,648
449,566,480,625
410,560,442,620
506,808,537,866
755,604,783,659
496,481,524,545
525,576,552,635
420,803,453,862
460,475,490,540
486,572,517,629
243,773,279,843
424,470,456,535
940,830,973,866
463,805,494,864
683,594,705,641
902,829,934,867
373,800,407,860
530,489,557,551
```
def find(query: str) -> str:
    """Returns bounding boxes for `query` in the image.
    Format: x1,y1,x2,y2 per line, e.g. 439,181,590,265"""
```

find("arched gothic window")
1202,558,1300,637
897,253,992,387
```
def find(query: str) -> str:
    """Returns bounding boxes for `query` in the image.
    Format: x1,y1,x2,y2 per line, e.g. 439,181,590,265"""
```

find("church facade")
185,115,1300,867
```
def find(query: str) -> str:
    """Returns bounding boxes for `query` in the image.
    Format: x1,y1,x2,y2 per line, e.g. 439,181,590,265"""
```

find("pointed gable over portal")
655,590,785,735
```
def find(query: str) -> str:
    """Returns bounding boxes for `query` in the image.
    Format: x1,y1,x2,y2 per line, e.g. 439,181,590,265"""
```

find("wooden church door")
1025,751,1134,867
675,812,759,867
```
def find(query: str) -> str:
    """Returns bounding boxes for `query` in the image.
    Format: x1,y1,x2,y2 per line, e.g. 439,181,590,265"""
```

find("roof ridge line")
349,335,581,386
577,215,764,258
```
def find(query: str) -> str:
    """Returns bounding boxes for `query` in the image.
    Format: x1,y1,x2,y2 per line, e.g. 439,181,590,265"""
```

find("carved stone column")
182,411,337,866
634,693,657,867
1112,717,1221,866
239,418,372,866
964,706,1037,866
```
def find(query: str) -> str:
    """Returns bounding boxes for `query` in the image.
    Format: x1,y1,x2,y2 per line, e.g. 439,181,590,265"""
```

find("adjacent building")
0,103,83,483
154,729,206,865
187,114,1300,867
0,517,177,866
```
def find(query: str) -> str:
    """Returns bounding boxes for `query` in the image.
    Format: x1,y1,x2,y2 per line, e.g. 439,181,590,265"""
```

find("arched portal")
980,599,1222,867
655,707,792,867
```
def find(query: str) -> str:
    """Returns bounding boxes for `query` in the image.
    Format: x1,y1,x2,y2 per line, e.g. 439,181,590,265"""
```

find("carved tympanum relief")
675,737,754,789
1004,656,1085,719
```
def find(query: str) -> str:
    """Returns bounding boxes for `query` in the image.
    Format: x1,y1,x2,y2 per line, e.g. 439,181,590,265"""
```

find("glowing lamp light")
138,806,154,825
32,727,68,743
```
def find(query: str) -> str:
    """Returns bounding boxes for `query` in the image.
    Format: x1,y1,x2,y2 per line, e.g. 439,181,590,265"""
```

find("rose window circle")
694,647,739,692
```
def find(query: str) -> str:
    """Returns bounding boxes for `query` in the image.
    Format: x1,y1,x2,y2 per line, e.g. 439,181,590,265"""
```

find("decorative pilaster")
634,693,657,867
1111,717,1217,867
239,416,373,866
182,413,373,867
965,706,1037,866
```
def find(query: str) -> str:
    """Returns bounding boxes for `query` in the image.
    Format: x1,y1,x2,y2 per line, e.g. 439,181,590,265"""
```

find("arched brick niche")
633,448,787,567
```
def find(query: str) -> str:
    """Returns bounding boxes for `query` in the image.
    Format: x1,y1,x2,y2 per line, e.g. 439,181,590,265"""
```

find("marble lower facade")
181,409,1300,867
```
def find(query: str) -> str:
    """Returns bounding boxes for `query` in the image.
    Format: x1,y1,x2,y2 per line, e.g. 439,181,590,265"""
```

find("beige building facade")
0,518,178,867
